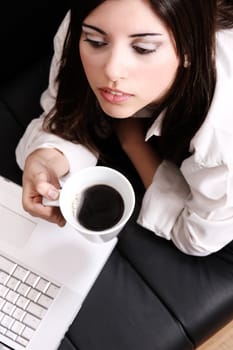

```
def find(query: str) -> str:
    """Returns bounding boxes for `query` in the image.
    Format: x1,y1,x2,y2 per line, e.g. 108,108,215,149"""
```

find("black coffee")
77,184,124,231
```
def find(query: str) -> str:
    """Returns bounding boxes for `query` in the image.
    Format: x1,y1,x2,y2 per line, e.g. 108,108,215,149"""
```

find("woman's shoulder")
201,28,233,131
216,28,233,75
49,10,70,62
216,27,233,45
189,29,233,165
53,10,71,49
215,28,233,85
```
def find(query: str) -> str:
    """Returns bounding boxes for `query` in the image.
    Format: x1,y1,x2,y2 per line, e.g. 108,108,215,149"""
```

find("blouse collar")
145,110,165,141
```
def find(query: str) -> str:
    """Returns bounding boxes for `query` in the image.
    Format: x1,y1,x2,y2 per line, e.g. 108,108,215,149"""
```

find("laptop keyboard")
0,254,61,347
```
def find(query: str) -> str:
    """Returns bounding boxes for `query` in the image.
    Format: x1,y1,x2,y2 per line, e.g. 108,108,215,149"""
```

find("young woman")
16,0,233,256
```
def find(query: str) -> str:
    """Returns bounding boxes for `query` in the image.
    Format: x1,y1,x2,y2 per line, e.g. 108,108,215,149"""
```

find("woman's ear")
184,54,191,68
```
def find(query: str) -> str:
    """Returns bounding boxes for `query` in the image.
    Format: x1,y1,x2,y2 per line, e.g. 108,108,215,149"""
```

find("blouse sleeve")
16,11,98,175
137,29,233,256
137,157,233,256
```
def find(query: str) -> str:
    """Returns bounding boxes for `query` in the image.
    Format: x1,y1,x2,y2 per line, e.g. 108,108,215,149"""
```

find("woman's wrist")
25,148,70,178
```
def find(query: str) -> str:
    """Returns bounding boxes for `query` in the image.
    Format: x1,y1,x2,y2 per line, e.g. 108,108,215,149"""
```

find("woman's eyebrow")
82,23,162,37
82,23,106,34
129,33,162,38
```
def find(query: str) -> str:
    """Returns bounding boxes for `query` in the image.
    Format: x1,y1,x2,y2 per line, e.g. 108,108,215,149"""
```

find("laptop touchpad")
0,204,36,247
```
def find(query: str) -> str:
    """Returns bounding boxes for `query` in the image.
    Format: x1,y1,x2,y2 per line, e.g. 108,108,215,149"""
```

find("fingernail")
48,189,59,200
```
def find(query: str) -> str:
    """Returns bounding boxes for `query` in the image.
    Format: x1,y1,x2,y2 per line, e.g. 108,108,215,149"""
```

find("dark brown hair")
43,0,233,165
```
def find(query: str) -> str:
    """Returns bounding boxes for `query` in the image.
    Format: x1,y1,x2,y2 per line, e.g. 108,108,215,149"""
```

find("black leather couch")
1,3,233,350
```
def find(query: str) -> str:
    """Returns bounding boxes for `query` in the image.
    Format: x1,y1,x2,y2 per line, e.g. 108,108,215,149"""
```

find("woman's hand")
22,148,69,226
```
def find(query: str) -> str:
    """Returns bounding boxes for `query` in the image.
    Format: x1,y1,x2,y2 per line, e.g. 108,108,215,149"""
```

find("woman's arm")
138,155,233,256
16,12,98,224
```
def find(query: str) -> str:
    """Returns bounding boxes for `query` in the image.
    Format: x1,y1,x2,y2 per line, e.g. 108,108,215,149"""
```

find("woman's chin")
100,105,135,119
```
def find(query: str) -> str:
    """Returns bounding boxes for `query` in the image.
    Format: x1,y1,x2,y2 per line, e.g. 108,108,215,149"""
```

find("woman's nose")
104,48,128,82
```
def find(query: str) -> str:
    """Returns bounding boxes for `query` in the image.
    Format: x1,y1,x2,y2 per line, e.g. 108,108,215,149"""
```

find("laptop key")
1,314,14,328
16,335,29,347
23,313,41,329
0,296,5,308
36,278,50,293
0,284,8,297
0,325,7,335
11,320,25,335
26,301,46,319
2,301,16,316
0,255,16,274
13,266,29,281
0,311,5,321
17,282,30,296
5,290,19,303
12,307,26,321
46,283,60,298
27,288,41,302
38,294,53,309
25,273,39,288
0,271,9,284
6,277,20,290
6,329,17,341
16,296,30,309
21,326,35,340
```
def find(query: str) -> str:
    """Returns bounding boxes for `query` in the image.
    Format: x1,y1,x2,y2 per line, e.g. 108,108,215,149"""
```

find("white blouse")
16,12,233,256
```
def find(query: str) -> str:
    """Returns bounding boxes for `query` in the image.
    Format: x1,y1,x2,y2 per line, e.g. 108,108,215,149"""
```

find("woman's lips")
99,88,133,103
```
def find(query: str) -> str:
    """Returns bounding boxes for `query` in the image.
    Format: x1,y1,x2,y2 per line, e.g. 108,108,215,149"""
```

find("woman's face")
79,0,180,118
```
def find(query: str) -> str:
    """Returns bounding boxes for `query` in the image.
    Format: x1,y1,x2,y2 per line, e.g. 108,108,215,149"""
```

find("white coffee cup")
43,166,135,243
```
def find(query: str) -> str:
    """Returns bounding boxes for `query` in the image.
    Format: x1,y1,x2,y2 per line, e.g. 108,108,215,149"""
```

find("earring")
184,55,191,68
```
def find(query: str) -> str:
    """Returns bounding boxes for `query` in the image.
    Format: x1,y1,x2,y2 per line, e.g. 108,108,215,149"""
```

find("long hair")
150,0,233,164
43,0,233,164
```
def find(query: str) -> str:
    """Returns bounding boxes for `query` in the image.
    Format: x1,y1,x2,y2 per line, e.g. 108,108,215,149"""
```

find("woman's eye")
84,38,107,48
133,43,159,55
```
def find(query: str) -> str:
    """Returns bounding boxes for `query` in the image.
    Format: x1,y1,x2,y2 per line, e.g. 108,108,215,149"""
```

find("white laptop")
0,175,117,350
